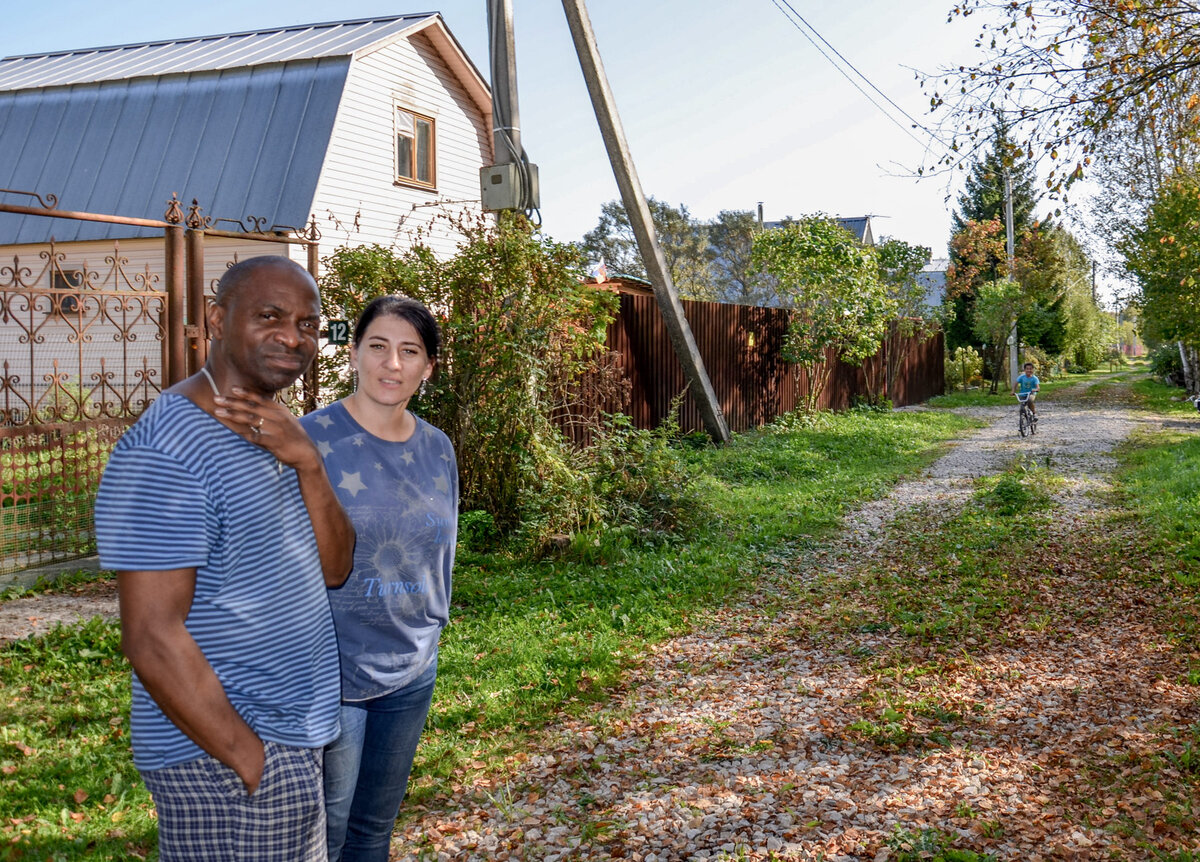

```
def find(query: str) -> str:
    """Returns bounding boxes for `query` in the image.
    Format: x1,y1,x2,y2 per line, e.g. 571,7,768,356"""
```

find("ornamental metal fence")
0,188,319,581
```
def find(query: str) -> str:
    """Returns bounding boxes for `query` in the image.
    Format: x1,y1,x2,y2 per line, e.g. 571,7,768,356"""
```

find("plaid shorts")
140,740,326,862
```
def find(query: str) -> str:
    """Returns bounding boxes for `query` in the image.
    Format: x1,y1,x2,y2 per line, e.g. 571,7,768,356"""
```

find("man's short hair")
214,256,310,307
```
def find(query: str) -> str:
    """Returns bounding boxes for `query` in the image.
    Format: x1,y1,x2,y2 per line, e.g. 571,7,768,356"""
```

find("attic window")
395,106,435,188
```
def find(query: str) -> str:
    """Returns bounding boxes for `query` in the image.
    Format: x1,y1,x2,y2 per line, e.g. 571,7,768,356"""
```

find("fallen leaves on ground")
395,384,1200,861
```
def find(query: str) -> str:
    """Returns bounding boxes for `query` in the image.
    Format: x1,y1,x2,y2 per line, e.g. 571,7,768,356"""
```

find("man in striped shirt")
95,256,354,862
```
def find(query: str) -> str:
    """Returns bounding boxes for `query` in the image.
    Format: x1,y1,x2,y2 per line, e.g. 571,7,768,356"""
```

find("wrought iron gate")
0,188,319,580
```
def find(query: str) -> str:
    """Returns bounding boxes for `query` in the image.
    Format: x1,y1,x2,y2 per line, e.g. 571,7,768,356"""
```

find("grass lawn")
930,362,1140,409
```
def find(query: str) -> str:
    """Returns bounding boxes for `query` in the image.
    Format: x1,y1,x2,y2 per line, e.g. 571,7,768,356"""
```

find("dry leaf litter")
392,380,1200,861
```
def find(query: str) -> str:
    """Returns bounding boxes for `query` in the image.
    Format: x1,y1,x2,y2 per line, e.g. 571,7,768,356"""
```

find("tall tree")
944,218,1008,354
951,124,1040,235
945,126,1043,362
706,209,766,305
875,237,937,404
925,0,1200,193
1119,170,1200,390
972,279,1028,393
580,198,714,299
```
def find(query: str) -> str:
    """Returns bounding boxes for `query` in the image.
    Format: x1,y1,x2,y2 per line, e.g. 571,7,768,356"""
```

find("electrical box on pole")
480,163,540,212
484,0,539,213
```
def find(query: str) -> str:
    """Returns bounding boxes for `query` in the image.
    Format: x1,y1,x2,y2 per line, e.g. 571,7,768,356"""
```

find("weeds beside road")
2,369,1198,861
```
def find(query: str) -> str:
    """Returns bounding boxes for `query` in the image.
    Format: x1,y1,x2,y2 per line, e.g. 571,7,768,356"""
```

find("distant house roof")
917,257,949,308
834,216,873,246
0,14,490,244
761,215,876,246
595,273,654,296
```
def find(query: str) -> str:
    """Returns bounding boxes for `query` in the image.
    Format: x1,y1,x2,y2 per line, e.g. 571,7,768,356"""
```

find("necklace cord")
199,366,221,397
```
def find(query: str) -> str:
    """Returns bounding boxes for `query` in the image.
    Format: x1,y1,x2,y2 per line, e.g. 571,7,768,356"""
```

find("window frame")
47,269,83,316
394,104,436,190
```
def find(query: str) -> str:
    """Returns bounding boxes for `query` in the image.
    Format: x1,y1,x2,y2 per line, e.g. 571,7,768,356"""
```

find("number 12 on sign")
326,320,350,345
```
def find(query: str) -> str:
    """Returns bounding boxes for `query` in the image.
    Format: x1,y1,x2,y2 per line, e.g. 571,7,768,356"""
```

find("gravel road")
386,375,1200,861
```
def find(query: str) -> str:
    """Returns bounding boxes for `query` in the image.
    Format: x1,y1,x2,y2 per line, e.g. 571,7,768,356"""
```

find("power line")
767,0,943,152
777,0,929,132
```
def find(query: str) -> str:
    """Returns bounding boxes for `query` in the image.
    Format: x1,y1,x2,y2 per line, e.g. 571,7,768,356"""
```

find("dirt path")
390,378,1200,861
0,575,116,647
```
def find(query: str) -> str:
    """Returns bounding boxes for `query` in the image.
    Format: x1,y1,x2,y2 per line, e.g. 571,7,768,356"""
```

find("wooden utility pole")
560,0,730,443
1004,170,1019,385
487,0,521,165
484,0,538,211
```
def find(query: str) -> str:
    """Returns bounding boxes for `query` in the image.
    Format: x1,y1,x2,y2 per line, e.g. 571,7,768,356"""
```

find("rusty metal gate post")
303,214,321,414
185,200,208,376
163,194,187,385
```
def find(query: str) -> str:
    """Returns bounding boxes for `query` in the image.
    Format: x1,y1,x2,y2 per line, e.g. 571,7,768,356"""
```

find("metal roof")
762,216,876,246
0,14,438,91
0,58,349,242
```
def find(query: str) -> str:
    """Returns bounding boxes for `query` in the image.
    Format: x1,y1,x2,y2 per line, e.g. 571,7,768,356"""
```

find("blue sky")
0,0,985,256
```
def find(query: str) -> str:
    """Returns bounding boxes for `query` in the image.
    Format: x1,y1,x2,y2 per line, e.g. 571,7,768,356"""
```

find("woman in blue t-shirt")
300,296,458,862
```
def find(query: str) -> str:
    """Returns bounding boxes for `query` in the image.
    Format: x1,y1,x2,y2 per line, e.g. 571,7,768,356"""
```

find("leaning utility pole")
560,0,729,443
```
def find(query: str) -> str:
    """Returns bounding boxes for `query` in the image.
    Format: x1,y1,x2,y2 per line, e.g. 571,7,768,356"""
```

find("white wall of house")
311,30,491,260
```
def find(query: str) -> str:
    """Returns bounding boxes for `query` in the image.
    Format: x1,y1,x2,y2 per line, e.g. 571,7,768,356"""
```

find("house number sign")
326,320,351,345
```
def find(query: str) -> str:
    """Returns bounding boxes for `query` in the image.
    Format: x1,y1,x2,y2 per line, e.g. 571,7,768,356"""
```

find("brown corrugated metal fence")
598,294,944,436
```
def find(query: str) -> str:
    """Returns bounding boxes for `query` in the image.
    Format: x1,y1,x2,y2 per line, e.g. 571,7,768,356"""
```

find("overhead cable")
767,0,943,152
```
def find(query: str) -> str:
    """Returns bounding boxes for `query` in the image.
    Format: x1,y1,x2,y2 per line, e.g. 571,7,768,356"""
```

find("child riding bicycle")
1013,361,1040,417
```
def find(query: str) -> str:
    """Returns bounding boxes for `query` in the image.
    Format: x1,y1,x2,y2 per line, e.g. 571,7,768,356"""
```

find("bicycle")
1016,392,1037,437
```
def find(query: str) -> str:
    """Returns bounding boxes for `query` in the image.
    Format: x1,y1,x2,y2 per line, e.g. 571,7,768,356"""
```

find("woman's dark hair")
353,295,440,359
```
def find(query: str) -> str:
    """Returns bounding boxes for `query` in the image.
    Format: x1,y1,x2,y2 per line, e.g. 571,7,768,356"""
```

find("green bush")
1150,343,1184,384
1068,339,1106,371
1020,345,1054,379
319,215,693,551
946,345,983,392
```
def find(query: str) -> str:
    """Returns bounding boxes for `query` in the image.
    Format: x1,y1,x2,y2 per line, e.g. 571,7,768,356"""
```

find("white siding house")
314,20,493,256
0,13,493,262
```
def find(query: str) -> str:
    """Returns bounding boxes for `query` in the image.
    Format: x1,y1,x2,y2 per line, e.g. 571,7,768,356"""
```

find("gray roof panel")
0,57,350,243
0,15,436,90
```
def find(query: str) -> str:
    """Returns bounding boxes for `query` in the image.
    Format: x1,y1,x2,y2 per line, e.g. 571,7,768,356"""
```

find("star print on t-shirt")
338,471,368,497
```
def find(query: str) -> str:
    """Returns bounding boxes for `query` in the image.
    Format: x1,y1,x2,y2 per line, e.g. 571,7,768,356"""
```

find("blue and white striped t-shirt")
95,393,341,771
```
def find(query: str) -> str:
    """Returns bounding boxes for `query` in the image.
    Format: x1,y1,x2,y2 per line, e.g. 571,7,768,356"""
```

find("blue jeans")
323,658,438,862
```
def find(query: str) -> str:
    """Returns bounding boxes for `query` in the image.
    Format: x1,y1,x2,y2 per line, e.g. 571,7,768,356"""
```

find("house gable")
313,29,492,256
761,215,876,246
